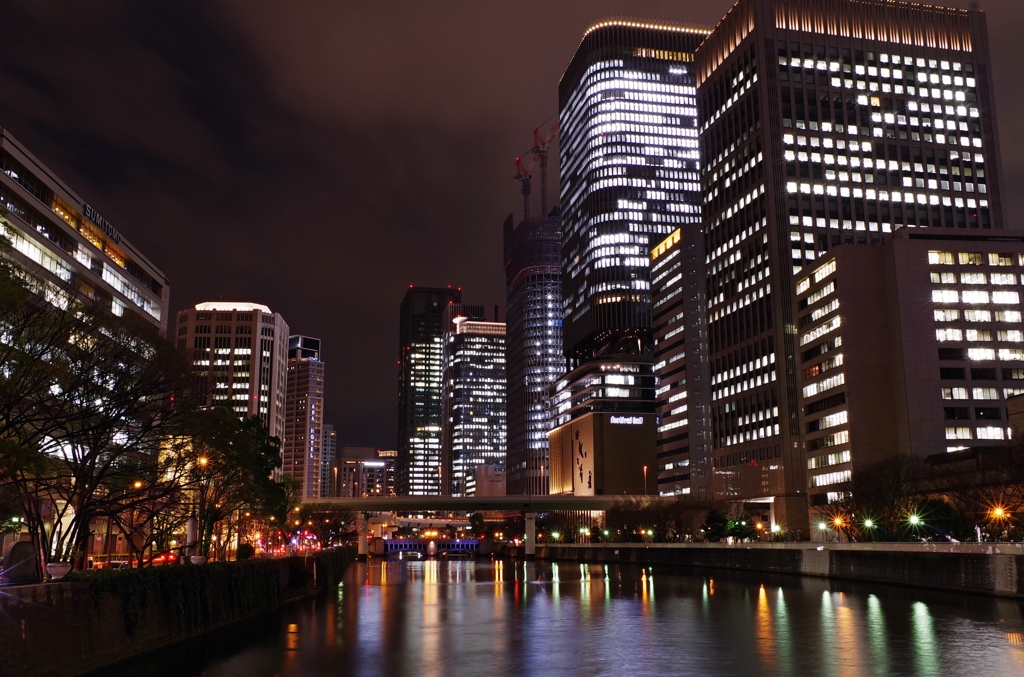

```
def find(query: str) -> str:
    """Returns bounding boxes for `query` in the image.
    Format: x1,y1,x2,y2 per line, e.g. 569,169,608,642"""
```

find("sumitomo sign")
609,415,644,425
84,204,122,245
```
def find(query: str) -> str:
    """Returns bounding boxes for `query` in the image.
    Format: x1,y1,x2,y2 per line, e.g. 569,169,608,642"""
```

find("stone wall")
534,543,1024,597
0,548,354,677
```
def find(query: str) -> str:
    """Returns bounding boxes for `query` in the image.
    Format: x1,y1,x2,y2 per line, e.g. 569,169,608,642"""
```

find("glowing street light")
771,524,782,534
992,507,1007,519
908,514,921,526
552,531,561,541
863,519,875,529
817,523,829,532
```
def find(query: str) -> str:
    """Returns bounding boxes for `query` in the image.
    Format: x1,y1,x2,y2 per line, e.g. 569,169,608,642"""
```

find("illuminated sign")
609,415,644,425
84,204,122,245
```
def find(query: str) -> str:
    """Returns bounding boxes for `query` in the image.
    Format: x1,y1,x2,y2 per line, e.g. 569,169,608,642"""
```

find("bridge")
378,538,480,557
302,495,716,560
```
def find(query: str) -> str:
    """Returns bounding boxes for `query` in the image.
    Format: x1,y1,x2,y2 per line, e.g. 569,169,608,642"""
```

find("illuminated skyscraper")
695,0,1003,532
283,335,325,499
397,286,461,495
441,304,506,496
504,208,564,495
559,21,708,367
650,228,712,497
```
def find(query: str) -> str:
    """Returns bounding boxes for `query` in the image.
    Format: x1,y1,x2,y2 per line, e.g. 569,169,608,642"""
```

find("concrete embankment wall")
0,548,355,677
534,543,1024,597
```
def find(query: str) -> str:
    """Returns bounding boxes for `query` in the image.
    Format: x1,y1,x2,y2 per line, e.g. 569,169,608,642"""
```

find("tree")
300,504,357,548
701,509,730,542
183,410,286,559
0,223,197,570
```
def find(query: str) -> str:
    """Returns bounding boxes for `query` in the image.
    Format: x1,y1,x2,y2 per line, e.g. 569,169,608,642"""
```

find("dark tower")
396,286,461,495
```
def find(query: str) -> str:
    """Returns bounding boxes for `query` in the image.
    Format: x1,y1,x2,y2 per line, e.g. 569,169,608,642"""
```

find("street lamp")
643,465,648,496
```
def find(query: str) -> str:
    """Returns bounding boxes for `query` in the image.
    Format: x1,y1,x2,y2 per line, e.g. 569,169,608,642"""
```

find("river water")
107,559,1024,677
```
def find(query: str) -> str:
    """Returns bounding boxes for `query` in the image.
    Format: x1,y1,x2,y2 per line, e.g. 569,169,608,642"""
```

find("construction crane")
531,121,558,218
513,119,557,221
514,155,537,221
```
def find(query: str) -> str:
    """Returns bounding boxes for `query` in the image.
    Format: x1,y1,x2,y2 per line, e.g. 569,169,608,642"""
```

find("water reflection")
99,559,1024,677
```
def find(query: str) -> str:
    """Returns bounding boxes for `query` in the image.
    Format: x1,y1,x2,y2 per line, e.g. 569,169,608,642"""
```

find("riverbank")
531,542,1024,598
0,548,355,677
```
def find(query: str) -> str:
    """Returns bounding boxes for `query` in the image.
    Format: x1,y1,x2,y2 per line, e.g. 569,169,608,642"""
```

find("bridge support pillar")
357,513,369,560
525,512,536,561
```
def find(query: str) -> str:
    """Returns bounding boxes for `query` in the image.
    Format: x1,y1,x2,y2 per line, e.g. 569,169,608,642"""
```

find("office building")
329,447,397,498
376,449,398,497
397,286,462,495
320,424,337,498
547,357,658,496
650,228,713,497
796,232,1024,519
559,21,707,367
175,302,289,439
474,465,507,497
694,0,1002,531
503,208,564,495
0,129,168,333
283,335,325,499
440,304,506,496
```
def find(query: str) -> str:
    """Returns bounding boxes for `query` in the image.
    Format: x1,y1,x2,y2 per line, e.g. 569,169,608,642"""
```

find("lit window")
961,291,989,304
958,252,983,265
976,427,1005,440
999,330,1024,343
972,388,999,400
932,290,959,304
945,427,972,440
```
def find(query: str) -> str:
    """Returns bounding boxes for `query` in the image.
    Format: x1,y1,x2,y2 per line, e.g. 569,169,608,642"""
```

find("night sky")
0,0,1020,448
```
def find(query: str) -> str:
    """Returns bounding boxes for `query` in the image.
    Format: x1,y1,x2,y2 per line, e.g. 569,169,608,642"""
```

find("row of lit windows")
931,290,1020,305
934,309,1022,323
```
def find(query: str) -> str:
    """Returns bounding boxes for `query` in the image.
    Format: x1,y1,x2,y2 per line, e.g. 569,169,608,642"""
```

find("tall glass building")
396,286,461,495
503,208,564,495
559,21,708,367
440,304,506,496
284,335,325,499
694,0,1003,532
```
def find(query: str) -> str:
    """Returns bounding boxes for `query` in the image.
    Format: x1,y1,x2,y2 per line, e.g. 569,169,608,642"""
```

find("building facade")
440,304,507,496
329,447,397,498
283,335,325,499
321,424,337,498
0,129,168,333
175,302,289,440
796,232,1024,517
694,0,1002,532
546,356,658,495
503,208,564,495
559,21,707,367
650,228,713,497
397,286,462,495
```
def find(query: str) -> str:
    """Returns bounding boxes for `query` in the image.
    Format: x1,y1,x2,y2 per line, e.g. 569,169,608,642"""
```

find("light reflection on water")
103,559,1024,677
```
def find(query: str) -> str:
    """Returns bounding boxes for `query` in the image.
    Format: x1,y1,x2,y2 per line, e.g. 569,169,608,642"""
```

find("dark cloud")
0,0,1020,447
